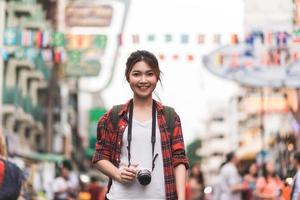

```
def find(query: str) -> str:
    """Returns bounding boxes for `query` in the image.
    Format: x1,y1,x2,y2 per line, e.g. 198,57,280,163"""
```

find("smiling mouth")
138,85,150,89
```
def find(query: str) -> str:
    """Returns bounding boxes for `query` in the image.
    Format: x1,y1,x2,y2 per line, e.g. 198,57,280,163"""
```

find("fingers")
119,166,138,183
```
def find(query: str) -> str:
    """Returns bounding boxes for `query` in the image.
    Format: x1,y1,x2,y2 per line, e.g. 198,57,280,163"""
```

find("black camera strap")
127,100,158,171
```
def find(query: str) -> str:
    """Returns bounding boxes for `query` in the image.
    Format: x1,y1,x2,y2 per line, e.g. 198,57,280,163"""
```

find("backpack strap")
111,105,123,131
163,106,176,144
112,104,176,141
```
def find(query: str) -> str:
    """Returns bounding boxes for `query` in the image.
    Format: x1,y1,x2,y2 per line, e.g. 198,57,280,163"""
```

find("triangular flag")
4,28,18,46
165,34,172,43
158,54,165,60
197,34,205,44
35,30,43,48
293,51,299,62
181,34,189,44
213,34,221,44
267,32,273,45
118,34,123,46
230,34,239,45
132,34,140,44
187,54,194,61
172,54,179,60
147,34,155,42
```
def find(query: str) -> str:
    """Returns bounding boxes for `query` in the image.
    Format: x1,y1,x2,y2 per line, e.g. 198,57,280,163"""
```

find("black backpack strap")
163,106,175,144
111,104,123,131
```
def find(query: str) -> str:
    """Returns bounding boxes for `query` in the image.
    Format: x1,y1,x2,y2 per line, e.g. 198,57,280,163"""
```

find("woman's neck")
132,97,153,108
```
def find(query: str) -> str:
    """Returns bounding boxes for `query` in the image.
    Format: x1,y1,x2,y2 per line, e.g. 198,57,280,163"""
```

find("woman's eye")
132,73,139,76
147,73,154,76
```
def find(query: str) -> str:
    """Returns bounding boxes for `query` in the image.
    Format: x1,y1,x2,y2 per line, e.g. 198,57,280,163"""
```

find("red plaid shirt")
92,99,189,200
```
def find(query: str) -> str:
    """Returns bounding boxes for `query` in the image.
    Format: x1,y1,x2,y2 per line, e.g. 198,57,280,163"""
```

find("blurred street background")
1,0,300,199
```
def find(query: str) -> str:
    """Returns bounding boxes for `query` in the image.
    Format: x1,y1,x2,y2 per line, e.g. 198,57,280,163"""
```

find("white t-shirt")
52,177,69,199
292,171,300,200
219,162,242,200
107,117,166,200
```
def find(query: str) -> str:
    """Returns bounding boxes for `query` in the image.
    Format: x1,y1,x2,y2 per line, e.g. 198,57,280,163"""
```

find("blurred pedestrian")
255,162,283,200
86,176,106,200
52,165,74,200
217,151,246,200
243,162,258,200
188,163,205,200
92,50,189,200
78,184,91,200
290,152,300,200
62,160,79,198
0,132,23,200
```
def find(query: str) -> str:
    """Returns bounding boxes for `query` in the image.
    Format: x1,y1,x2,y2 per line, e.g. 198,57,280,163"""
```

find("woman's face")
249,163,257,175
266,163,275,174
128,61,158,100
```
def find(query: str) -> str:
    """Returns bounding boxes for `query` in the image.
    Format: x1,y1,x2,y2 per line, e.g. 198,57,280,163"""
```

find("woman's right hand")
118,164,138,184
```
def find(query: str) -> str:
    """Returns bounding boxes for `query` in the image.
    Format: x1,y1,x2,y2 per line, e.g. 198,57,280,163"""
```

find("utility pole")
46,49,58,153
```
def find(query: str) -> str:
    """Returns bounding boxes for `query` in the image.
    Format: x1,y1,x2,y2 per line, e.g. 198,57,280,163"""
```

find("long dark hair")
220,152,235,169
262,163,276,183
190,164,205,185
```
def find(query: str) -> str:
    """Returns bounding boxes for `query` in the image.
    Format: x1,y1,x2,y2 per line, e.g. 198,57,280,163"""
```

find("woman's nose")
140,74,147,82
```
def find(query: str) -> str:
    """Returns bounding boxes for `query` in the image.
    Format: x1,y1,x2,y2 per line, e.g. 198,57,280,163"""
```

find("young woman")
188,163,205,200
243,162,258,200
255,162,283,200
92,50,189,200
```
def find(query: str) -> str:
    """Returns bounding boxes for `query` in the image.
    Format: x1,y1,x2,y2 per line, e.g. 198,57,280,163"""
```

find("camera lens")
137,169,151,185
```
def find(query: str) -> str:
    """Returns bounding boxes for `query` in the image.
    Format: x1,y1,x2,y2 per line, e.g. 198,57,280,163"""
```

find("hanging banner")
63,34,106,77
65,1,113,28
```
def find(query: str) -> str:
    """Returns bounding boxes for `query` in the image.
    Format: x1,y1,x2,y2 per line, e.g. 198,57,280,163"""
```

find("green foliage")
187,138,202,166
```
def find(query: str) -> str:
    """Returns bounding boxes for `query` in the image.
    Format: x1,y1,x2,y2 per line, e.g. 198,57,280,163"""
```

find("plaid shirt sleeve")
172,112,189,169
92,110,114,164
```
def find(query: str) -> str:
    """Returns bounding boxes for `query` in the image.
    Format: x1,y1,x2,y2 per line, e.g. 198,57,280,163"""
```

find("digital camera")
137,168,151,185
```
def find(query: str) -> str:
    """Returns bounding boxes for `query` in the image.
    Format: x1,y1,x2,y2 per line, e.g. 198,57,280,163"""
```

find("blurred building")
202,0,300,182
199,103,236,185
0,0,74,198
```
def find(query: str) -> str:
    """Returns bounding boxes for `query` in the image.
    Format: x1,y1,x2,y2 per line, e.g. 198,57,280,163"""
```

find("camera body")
137,168,152,185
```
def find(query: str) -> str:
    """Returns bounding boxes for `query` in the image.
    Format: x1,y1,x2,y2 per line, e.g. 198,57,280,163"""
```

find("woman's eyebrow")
131,69,153,73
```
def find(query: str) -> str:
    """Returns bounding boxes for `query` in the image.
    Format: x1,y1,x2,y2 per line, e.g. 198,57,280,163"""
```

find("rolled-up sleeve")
171,113,189,169
92,111,114,164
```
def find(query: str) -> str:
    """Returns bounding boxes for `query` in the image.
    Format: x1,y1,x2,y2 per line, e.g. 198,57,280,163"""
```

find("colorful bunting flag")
213,34,221,44
54,49,62,64
197,34,205,44
181,34,189,44
42,49,53,62
132,34,139,44
267,32,273,45
52,32,65,47
187,54,194,61
172,54,179,60
35,30,43,48
158,54,165,60
147,34,155,42
165,34,172,43
93,35,107,49
42,31,51,47
230,34,239,45
118,34,123,46
0,48,9,61
293,51,299,62
4,28,18,46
